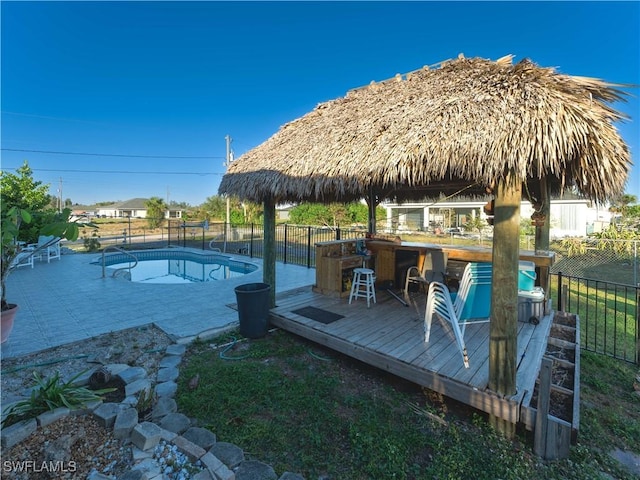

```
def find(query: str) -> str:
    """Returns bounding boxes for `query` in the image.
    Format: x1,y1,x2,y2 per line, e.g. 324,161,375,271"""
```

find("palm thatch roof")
219,55,631,205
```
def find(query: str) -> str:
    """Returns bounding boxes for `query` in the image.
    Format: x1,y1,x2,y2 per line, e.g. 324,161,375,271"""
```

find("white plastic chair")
424,262,492,368
28,235,61,263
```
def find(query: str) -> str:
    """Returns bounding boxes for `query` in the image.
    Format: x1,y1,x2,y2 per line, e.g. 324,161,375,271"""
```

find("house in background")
276,203,295,221
82,198,184,219
382,193,612,238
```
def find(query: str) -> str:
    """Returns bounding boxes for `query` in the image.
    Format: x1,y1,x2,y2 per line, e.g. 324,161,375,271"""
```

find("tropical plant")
145,197,167,229
465,215,487,235
0,161,52,215
135,386,157,420
82,227,102,252
559,237,587,256
1,370,115,427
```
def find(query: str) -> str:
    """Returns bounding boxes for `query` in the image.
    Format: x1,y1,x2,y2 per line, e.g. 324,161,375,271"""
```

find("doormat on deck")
291,306,345,325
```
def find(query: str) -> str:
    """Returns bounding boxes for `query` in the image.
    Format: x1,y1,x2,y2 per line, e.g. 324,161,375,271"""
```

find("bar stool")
349,268,377,308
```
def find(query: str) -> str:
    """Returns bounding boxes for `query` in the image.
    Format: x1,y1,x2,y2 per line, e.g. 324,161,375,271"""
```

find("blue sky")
2,1,639,207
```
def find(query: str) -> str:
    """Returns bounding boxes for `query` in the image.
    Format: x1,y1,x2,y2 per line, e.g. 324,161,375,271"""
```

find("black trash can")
234,282,271,339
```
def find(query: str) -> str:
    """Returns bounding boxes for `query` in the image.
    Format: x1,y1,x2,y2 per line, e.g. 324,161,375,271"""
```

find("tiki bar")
219,55,631,458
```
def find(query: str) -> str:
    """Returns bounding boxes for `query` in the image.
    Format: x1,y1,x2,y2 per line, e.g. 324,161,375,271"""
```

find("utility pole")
225,135,234,226
58,177,63,213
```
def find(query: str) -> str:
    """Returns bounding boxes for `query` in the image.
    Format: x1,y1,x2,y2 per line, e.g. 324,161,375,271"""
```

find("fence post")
635,240,638,287
283,224,288,264
250,223,254,258
307,226,312,268
336,226,341,241
636,288,640,364
556,272,563,311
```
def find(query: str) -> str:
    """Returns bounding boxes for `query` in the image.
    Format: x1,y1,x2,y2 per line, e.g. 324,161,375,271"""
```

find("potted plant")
1,206,81,343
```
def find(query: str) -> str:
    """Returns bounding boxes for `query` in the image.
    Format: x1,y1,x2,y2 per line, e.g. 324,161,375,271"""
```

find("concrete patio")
1,249,316,359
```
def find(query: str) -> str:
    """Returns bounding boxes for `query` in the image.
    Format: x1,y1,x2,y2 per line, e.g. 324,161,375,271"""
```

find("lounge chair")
28,235,61,263
11,249,35,269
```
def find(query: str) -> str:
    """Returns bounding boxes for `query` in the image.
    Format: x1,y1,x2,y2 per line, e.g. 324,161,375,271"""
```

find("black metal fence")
101,220,639,365
553,272,639,364
165,221,367,269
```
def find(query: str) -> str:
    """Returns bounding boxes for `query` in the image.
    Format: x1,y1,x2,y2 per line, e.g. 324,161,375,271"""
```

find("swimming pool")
97,249,258,284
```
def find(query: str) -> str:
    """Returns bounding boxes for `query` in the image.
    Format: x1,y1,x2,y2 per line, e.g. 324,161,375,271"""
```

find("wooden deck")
270,285,553,426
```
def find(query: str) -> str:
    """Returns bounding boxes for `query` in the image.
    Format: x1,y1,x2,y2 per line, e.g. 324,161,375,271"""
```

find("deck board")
270,286,552,424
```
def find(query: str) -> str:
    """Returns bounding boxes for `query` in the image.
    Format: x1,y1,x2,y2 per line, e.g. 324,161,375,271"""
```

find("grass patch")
177,330,640,480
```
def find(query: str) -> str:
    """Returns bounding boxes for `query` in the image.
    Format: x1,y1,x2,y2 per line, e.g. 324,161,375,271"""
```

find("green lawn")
176,330,640,480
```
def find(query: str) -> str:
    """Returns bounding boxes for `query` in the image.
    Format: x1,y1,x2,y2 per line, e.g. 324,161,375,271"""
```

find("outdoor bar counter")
313,238,555,298
367,240,555,294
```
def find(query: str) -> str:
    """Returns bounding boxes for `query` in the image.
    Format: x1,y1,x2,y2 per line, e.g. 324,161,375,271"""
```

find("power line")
1,167,225,176
1,148,224,160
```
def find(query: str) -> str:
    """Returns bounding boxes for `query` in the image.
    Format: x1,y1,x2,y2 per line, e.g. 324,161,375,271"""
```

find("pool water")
100,250,258,284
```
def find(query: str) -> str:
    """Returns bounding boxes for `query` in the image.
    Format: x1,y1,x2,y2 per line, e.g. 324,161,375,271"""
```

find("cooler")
518,287,545,324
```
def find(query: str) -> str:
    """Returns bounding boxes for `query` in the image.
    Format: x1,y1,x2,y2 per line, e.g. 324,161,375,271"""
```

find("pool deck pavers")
1,249,316,359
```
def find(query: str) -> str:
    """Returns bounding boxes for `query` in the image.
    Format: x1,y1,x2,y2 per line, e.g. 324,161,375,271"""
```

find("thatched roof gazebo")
220,55,629,205
219,54,631,434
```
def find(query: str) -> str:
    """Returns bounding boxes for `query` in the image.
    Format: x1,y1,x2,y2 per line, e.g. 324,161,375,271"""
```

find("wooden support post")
534,358,552,457
367,186,378,234
534,178,551,254
489,176,521,436
534,178,551,294
263,197,276,308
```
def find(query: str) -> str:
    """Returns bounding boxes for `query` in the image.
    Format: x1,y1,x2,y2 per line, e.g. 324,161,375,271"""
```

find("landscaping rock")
183,426,217,450
44,426,84,463
125,377,153,397
118,366,147,384
0,418,37,449
157,366,179,382
193,470,215,480
279,473,305,480
37,406,70,427
93,403,122,428
172,435,207,462
130,457,162,477
210,441,245,469
118,470,147,480
165,344,186,356
159,355,182,368
235,460,277,480
155,380,178,397
159,412,191,434
1,341,300,480
609,448,640,477
113,406,138,439
151,396,177,420
131,421,163,451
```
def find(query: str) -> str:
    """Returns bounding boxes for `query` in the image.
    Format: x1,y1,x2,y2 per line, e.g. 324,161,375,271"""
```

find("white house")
382,194,612,238
94,198,183,219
